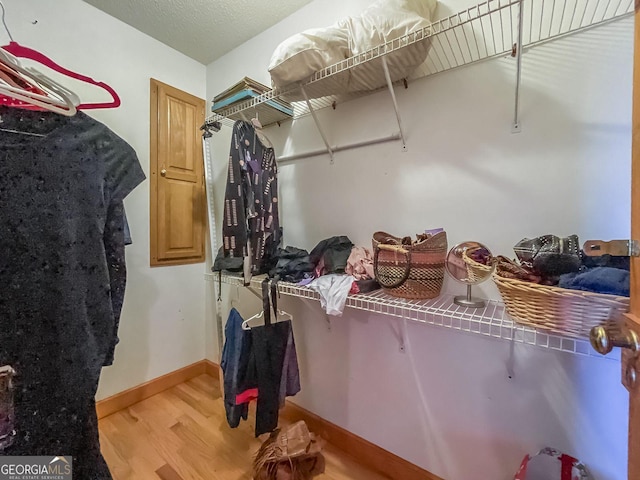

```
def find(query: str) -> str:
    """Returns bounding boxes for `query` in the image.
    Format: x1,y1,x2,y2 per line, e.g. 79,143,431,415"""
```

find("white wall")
3,0,209,399
206,1,632,479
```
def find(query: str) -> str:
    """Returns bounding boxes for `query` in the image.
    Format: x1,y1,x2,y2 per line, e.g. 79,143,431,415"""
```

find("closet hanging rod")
277,132,402,163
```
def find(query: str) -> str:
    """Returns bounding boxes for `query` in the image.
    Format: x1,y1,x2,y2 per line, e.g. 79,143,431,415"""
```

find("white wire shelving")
206,0,634,129
205,0,632,359
213,273,619,361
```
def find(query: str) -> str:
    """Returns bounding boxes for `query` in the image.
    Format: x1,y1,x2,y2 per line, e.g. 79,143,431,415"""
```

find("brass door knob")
626,363,638,389
160,169,167,177
590,325,640,355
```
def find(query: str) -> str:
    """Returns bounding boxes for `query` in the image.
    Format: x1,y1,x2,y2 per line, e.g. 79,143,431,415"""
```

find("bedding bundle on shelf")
268,0,438,100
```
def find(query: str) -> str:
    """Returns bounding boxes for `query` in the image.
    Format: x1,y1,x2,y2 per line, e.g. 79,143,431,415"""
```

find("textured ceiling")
82,0,312,65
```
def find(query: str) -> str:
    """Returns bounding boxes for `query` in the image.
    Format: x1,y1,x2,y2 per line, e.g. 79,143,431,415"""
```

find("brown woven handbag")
372,231,447,299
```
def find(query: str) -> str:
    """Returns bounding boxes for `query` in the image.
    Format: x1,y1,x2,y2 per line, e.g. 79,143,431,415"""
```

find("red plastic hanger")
1,41,121,110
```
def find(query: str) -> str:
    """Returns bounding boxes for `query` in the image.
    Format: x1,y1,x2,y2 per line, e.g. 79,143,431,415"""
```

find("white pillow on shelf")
268,23,350,90
267,0,438,100
345,0,438,92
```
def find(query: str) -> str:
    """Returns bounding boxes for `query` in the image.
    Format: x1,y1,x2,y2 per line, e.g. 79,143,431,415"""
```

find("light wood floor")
99,374,390,480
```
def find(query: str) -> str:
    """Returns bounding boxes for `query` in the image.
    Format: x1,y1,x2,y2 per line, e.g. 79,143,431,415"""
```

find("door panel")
166,97,196,172
158,179,199,257
150,78,206,266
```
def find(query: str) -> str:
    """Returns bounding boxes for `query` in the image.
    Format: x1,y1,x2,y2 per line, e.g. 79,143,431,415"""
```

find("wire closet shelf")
206,0,634,127
215,273,619,361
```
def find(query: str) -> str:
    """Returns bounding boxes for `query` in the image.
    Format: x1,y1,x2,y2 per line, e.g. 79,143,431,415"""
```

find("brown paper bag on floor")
253,420,325,480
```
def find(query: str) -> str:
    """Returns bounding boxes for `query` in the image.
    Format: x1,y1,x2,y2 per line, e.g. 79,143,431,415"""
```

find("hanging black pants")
251,320,291,436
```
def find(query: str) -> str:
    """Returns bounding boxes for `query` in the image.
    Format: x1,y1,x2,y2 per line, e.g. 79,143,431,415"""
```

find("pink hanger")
1,41,121,110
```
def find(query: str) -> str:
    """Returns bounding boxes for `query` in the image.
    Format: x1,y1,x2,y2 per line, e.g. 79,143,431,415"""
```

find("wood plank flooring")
99,374,390,480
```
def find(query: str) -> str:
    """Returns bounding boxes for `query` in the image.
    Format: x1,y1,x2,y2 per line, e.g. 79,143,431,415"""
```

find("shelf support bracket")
324,313,332,332
399,318,407,353
300,85,335,164
394,310,408,353
234,283,263,301
512,0,524,133
507,336,516,379
381,56,407,152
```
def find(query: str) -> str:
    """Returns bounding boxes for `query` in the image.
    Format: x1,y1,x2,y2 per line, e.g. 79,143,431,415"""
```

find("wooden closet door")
625,3,640,477
150,79,206,266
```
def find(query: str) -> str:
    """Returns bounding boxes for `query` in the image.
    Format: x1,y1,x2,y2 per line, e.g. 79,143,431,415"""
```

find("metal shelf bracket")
512,0,524,134
381,56,408,151
300,85,335,164
397,316,408,353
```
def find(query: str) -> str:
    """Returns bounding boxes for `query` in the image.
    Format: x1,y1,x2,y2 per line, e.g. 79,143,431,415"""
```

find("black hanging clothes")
222,315,299,436
221,120,281,276
0,108,145,479
223,281,300,437
250,319,292,436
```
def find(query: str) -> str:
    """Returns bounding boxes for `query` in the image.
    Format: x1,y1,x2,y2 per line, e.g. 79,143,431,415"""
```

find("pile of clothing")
496,234,629,297
268,236,380,316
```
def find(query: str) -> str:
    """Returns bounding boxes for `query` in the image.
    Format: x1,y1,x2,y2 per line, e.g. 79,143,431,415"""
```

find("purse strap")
373,243,412,289
260,278,281,327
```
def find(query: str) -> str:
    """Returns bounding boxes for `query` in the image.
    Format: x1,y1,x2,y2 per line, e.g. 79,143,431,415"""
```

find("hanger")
0,1,120,110
241,278,290,330
2,42,120,110
251,111,262,129
242,310,264,330
250,110,273,149
0,47,77,116
241,308,293,330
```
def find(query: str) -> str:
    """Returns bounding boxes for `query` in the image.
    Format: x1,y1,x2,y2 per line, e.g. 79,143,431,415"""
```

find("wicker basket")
492,273,629,339
462,249,493,283
372,231,447,299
